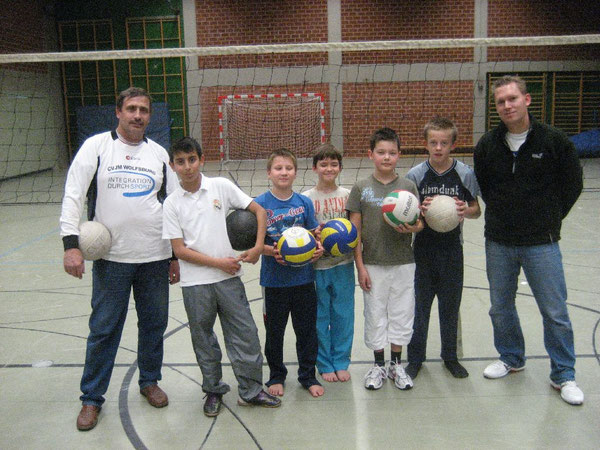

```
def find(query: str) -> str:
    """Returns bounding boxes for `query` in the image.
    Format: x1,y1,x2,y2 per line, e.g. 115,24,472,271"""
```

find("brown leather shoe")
76,405,101,431
140,384,169,408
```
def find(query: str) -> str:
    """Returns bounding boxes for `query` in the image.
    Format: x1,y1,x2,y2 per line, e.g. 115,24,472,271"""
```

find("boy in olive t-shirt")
346,127,423,391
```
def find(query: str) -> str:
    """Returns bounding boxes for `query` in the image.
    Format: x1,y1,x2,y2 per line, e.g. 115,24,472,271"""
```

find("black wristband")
63,235,79,251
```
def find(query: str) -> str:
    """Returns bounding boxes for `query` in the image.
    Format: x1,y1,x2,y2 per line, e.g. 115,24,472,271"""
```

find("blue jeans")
80,259,170,406
485,240,576,383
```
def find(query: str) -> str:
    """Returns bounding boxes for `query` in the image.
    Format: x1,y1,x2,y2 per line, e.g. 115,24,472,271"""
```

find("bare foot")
308,384,325,397
335,369,351,382
321,372,338,382
268,383,284,396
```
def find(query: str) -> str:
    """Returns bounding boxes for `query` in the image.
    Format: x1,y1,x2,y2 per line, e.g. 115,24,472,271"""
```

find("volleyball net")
1,34,599,203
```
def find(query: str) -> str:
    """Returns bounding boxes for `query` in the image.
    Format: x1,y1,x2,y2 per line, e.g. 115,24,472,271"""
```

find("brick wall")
341,0,474,64
342,81,474,157
191,0,599,159
488,0,600,61
198,79,473,161
0,0,48,72
195,0,328,68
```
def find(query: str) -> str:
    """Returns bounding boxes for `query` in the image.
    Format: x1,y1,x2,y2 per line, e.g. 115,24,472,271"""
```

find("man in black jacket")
474,75,584,405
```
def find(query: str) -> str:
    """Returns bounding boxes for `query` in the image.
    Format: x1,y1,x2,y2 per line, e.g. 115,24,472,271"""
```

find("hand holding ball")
277,226,317,267
423,195,460,233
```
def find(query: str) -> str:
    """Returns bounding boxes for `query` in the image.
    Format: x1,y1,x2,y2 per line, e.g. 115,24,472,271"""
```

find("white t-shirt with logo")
60,131,178,263
162,176,253,287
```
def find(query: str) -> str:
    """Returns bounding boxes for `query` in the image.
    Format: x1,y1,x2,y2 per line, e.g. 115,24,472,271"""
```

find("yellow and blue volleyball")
320,218,358,256
382,189,420,227
277,226,317,267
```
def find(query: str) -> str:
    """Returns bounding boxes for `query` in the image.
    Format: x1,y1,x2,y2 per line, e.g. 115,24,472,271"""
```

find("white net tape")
1,34,599,202
1,35,599,63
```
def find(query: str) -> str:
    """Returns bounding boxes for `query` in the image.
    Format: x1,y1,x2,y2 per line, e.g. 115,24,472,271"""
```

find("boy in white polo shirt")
162,137,281,417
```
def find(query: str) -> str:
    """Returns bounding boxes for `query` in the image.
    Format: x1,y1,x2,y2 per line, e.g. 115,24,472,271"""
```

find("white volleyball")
78,221,112,261
424,195,460,233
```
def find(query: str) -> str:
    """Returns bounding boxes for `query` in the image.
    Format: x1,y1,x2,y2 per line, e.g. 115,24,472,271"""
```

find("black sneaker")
203,393,223,417
444,360,469,378
238,390,281,408
405,363,422,379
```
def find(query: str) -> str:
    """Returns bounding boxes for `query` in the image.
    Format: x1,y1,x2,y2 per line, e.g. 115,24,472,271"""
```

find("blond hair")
423,117,458,143
492,75,527,95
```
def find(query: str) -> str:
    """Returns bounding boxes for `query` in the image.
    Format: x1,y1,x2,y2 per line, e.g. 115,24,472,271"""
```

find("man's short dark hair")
116,87,153,112
370,127,401,151
312,143,343,168
169,136,202,162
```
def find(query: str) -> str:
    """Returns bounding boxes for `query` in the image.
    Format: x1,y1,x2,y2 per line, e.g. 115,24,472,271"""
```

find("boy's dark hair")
169,136,203,162
116,87,152,112
492,75,527,95
267,148,297,171
312,143,342,168
370,127,401,151
423,117,458,143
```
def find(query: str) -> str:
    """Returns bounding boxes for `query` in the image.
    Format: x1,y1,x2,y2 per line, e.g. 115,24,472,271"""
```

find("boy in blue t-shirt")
406,117,481,379
255,148,325,398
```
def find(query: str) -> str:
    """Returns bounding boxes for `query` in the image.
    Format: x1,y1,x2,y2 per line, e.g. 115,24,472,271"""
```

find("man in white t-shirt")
60,87,180,431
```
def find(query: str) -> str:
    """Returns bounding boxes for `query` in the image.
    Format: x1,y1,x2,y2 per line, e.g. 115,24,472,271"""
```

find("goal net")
1,34,600,203
219,93,325,161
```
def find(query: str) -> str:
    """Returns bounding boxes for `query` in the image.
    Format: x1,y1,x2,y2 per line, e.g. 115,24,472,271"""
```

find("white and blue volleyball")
277,226,317,267
320,218,358,256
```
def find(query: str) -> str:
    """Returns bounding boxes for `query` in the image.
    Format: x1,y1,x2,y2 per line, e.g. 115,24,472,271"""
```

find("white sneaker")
550,380,584,405
483,360,525,379
364,365,387,390
388,361,413,390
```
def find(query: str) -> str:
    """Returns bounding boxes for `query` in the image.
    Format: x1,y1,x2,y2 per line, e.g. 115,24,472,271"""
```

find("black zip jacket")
474,115,583,246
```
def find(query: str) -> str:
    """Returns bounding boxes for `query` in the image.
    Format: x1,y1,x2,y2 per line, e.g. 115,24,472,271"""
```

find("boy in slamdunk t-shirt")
405,117,481,380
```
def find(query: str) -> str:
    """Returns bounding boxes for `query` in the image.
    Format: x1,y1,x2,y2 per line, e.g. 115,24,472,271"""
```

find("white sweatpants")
363,263,416,350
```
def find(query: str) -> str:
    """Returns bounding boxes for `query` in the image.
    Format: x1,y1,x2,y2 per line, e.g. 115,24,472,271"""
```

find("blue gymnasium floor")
0,157,598,449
